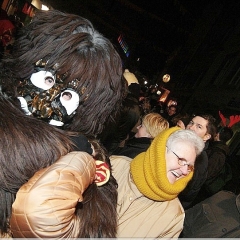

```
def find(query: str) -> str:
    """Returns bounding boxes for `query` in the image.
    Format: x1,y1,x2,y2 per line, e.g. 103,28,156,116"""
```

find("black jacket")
206,140,229,179
178,142,209,209
112,137,151,159
199,141,232,196
181,191,240,238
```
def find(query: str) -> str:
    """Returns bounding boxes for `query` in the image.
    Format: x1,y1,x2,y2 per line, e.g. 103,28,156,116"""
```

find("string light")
118,34,130,57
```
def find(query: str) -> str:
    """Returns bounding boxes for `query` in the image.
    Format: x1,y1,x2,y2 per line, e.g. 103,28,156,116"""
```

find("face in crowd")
166,142,196,184
186,116,211,142
135,124,152,138
167,106,177,116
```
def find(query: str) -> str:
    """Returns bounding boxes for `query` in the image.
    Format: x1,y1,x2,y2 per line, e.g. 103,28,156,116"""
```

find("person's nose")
180,165,189,175
188,124,196,131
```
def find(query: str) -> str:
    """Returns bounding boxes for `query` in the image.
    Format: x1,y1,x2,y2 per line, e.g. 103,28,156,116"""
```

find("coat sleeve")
207,151,225,179
10,151,96,239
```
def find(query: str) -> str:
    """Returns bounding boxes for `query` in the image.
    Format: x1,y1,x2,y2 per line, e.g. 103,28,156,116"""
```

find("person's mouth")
171,170,181,178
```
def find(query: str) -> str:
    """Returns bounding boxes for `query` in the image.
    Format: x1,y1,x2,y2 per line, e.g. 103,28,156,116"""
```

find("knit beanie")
130,126,193,201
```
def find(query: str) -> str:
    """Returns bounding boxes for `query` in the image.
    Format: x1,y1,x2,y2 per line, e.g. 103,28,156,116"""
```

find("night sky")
41,0,218,78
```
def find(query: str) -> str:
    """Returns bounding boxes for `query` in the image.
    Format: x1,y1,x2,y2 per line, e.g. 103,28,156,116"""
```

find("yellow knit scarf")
130,127,193,201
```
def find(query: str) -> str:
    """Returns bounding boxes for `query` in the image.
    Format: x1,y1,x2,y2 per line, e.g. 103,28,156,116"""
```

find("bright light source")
162,74,170,83
41,4,49,10
144,81,148,85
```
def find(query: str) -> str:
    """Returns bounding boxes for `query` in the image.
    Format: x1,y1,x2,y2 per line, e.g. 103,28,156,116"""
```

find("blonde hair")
142,113,169,138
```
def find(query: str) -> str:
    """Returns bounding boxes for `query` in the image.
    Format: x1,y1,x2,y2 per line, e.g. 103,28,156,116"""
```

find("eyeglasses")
166,146,194,172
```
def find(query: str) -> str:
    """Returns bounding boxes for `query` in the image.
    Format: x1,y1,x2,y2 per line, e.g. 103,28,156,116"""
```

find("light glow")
41,4,49,10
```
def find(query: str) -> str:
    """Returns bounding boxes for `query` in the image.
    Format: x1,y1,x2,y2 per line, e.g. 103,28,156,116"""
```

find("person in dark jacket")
161,104,178,127
178,114,217,209
206,126,233,179
112,112,169,158
199,126,234,197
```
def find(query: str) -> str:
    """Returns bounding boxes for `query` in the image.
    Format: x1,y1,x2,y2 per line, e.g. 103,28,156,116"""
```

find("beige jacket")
110,155,185,238
10,151,95,239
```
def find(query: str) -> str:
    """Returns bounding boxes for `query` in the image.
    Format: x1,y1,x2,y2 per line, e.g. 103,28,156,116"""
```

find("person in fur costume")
0,9,126,137
0,9,126,238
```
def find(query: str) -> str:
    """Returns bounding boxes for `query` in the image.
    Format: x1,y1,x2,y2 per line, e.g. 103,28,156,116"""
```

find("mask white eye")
60,89,80,115
30,71,55,90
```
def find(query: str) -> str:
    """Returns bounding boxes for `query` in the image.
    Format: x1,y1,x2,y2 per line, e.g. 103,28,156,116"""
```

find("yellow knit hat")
130,126,193,201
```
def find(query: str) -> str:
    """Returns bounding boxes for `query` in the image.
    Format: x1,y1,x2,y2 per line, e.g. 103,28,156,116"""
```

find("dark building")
161,1,240,117
40,1,240,116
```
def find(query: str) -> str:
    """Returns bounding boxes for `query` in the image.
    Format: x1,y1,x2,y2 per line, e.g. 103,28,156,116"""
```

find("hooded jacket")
10,151,95,239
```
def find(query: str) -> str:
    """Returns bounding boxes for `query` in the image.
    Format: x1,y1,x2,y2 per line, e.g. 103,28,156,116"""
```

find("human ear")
203,133,211,142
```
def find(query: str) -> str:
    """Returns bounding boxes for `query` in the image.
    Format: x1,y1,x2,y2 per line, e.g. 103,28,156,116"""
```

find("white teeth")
171,171,180,178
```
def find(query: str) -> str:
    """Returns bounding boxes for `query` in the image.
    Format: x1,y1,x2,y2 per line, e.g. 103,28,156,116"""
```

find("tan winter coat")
10,151,95,239
110,155,185,238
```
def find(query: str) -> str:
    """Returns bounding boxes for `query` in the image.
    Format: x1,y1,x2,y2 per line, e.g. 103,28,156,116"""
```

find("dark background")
4,0,240,154
39,0,240,117
40,0,212,79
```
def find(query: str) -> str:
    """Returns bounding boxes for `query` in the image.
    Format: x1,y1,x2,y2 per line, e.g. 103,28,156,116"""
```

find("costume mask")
17,60,80,126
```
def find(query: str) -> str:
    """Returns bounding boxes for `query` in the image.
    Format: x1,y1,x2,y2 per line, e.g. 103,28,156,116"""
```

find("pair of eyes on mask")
18,70,80,126
30,70,80,114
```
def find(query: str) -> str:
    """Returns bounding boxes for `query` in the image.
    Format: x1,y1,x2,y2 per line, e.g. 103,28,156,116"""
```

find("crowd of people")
0,8,240,239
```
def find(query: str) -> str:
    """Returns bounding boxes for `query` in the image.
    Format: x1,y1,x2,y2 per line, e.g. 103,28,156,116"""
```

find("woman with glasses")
110,127,204,238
